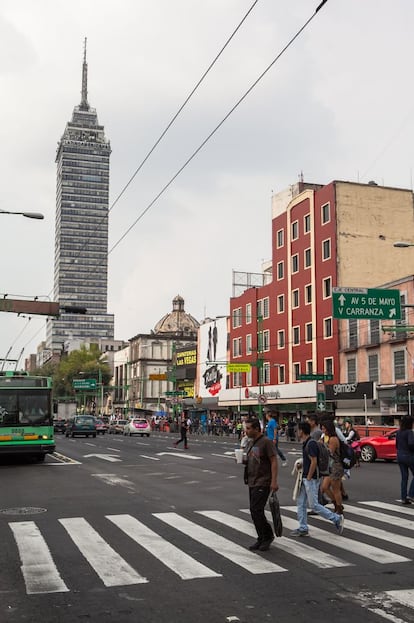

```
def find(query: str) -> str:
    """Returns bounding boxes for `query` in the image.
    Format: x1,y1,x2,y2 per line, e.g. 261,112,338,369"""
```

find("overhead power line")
109,0,329,254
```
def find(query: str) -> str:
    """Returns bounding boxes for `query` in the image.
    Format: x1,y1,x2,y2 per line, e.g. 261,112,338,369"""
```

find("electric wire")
109,0,329,254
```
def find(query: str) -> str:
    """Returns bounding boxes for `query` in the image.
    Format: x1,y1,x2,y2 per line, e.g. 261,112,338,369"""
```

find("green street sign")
227,363,251,373
165,391,187,397
316,391,326,412
332,287,401,320
72,379,97,390
297,373,333,381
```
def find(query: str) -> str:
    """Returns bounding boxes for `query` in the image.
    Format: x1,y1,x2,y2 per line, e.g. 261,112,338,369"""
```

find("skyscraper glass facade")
46,49,114,352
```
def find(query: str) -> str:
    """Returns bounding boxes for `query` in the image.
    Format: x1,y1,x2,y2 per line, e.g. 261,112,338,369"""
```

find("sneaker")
290,529,309,537
258,537,274,551
282,461,288,467
402,498,412,505
335,514,345,535
248,541,261,551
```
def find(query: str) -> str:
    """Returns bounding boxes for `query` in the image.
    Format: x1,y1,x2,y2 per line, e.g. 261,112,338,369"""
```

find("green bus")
0,371,55,461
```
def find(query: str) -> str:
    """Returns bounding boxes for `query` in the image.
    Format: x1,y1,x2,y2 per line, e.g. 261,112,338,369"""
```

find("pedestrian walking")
320,419,345,513
396,415,414,505
265,412,287,466
173,417,189,449
290,421,344,537
243,417,278,551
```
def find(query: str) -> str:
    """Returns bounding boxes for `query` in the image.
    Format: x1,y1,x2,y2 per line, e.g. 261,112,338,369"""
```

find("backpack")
339,439,357,469
306,439,330,477
316,441,331,476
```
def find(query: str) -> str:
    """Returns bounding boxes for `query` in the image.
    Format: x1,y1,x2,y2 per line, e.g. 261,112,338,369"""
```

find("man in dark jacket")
244,417,278,551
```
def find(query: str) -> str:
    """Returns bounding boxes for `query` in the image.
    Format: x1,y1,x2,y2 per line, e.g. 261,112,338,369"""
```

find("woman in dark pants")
396,415,414,505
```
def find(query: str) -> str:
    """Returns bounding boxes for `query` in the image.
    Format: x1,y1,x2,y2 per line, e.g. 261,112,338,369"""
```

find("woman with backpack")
320,419,344,514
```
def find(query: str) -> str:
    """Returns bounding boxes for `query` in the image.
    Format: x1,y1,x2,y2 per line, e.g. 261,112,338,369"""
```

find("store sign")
325,382,373,400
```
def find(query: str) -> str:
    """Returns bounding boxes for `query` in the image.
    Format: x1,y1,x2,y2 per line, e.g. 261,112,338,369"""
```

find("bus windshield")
0,390,52,427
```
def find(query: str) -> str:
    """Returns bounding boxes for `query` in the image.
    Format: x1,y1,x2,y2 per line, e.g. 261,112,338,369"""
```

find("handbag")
268,491,283,537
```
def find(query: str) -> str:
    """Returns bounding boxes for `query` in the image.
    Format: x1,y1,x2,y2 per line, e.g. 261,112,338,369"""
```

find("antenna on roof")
80,37,89,110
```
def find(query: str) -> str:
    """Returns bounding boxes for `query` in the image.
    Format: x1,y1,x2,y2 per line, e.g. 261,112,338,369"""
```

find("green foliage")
34,345,112,399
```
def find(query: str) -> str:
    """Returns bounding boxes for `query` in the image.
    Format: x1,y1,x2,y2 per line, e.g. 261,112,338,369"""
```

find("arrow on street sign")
83,454,122,462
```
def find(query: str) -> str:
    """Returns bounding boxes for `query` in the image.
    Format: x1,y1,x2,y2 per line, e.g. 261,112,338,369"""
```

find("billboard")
198,317,228,398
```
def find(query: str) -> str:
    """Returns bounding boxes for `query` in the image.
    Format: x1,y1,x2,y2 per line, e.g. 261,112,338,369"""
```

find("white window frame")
305,322,313,343
277,294,284,313
277,229,284,248
324,317,333,338
304,213,311,233
232,307,242,328
232,337,242,358
324,357,334,376
321,202,330,224
293,326,300,346
278,364,285,384
292,220,299,240
245,303,252,324
263,362,271,384
277,261,284,280
292,289,299,308
322,238,331,261
277,329,285,349
306,360,313,374
263,297,270,319
292,253,299,273
293,362,301,381
323,276,332,299
246,334,252,355
304,248,311,269
263,329,270,352
305,284,312,305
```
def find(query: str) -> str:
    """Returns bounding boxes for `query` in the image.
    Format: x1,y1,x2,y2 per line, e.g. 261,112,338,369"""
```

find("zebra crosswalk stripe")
361,501,414,517
107,514,221,580
282,505,414,555
9,521,69,595
259,510,410,564
154,512,285,574
197,510,351,569
59,517,147,586
342,504,414,531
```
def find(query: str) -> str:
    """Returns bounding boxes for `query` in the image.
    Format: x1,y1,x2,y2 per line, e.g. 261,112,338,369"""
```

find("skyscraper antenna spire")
80,37,89,110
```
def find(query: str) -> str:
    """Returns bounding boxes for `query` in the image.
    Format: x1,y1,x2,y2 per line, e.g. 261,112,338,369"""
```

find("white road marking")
83,454,121,462
84,443,96,447
154,512,286,574
385,589,414,610
135,441,150,445
9,521,69,594
106,447,121,452
59,517,146,587
353,590,414,623
242,510,409,564
361,501,414,517
140,455,160,461
211,453,235,459
108,514,220,580
156,452,202,460
344,504,414,531
198,511,351,569
91,474,134,490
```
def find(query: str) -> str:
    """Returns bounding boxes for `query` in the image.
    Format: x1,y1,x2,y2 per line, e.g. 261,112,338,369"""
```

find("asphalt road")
0,432,413,623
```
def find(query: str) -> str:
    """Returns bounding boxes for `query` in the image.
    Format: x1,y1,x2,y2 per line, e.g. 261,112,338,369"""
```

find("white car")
123,418,151,437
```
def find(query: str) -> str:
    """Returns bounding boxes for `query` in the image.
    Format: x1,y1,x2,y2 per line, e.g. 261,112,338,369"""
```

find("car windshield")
76,417,94,424
118,420,127,425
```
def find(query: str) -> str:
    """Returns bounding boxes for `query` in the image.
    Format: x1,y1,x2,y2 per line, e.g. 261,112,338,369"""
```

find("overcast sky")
1,0,414,368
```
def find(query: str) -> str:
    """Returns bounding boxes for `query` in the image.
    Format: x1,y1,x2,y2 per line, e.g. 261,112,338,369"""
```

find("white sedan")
123,418,151,437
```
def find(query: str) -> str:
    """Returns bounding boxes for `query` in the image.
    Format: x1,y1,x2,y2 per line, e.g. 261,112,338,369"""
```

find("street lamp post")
0,209,44,219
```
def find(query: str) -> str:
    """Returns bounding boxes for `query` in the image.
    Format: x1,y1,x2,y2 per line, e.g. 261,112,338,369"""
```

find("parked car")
123,418,151,437
65,415,96,438
359,430,397,463
108,419,128,434
53,418,67,434
94,418,108,435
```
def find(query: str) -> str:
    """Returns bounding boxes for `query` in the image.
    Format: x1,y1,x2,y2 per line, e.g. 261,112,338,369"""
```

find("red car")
94,418,108,435
359,430,397,463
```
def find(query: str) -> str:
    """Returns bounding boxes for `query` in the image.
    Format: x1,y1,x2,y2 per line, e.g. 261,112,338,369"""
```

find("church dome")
153,295,199,335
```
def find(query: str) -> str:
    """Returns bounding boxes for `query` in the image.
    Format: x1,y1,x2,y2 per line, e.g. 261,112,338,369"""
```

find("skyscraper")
46,41,114,353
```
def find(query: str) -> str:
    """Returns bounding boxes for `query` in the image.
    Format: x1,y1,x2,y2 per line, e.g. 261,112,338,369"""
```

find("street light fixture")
0,209,44,220
393,242,414,248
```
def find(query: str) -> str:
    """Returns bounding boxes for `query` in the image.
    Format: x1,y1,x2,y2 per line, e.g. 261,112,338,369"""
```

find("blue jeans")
398,456,414,500
297,478,340,532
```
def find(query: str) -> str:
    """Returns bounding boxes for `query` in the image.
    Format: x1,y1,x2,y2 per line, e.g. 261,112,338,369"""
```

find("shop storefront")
325,381,382,425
